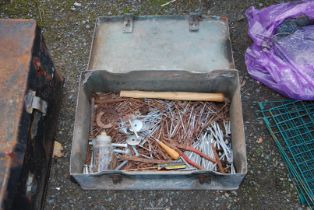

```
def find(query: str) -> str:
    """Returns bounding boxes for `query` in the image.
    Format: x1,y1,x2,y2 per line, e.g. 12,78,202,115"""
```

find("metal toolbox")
70,15,247,190
0,19,63,209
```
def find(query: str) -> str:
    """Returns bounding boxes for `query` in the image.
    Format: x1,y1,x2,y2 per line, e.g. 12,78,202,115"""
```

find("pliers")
170,142,218,170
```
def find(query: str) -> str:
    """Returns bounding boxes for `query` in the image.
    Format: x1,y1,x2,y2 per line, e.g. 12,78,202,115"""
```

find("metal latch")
25,90,48,116
123,14,133,33
189,13,201,32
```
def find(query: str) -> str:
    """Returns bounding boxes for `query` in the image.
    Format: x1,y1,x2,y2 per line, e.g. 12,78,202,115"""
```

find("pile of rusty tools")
84,92,235,174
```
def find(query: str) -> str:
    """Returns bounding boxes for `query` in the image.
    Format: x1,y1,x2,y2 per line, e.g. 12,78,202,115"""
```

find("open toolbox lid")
70,15,247,190
88,15,235,73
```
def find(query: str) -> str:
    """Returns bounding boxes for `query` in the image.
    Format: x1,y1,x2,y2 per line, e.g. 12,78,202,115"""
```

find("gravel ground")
1,0,305,209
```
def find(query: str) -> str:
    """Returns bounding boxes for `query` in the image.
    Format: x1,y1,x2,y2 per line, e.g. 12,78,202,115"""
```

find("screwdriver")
152,137,180,160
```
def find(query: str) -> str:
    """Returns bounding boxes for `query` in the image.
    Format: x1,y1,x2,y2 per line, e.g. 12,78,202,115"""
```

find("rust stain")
220,16,229,23
0,19,35,147
32,57,53,81
0,19,36,203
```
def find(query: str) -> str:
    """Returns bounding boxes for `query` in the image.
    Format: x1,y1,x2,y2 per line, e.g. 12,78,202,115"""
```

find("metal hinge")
123,14,133,33
24,90,48,116
189,13,202,32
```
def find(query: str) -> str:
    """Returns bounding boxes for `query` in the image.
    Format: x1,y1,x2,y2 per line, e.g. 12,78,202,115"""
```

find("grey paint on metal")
71,15,246,190
70,70,247,190
88,16,234,73
75,172,245,190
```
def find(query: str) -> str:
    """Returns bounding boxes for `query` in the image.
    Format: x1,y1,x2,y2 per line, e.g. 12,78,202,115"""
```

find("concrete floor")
1,0,303,209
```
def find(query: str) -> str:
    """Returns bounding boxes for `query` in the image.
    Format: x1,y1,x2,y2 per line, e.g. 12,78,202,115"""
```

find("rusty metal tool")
167,142,218,170
126,162,187,171
178,151,204,170
120,155,171,164
172,143,217,164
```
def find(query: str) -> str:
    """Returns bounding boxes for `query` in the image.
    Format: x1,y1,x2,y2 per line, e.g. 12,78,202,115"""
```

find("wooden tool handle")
120,90,224,102
157,141,180,160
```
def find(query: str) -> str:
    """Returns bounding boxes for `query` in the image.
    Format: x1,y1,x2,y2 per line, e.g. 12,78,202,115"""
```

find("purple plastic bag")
245,1,314,100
